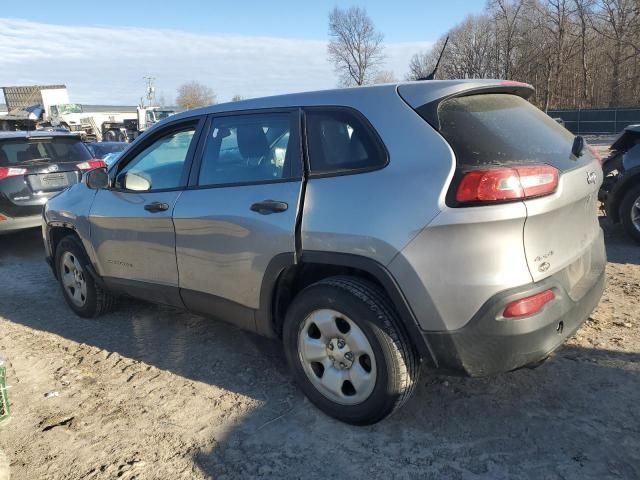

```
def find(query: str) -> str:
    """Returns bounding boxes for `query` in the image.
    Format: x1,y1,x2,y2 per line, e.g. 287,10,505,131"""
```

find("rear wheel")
620,185,640,244
55,236,116,318
283,276,420,425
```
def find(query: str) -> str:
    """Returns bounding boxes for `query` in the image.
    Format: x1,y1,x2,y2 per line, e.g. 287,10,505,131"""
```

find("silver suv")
43,80,606,425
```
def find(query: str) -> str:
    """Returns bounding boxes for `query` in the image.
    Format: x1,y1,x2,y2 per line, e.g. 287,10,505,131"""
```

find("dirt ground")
0,218,638,479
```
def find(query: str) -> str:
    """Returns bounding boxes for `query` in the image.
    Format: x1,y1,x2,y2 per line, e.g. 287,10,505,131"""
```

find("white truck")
0,85,175,141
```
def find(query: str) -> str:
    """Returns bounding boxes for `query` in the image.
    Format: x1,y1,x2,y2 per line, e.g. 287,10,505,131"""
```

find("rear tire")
283,276,420,425
55,236,116,318
619,185,640,244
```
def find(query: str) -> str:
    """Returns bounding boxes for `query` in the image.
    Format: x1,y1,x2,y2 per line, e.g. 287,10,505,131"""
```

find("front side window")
115,127,196,191
305,109,387,174
198,112,299,186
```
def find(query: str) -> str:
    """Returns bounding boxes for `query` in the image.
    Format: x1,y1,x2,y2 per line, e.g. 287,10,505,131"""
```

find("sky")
0,1,486,105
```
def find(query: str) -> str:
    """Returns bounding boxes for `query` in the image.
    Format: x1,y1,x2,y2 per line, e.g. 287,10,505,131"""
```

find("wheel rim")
631,196,640,233
298,309,377,405
60,252,88,307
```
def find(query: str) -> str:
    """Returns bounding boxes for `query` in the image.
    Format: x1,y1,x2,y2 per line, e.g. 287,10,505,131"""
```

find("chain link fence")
548,107,640,135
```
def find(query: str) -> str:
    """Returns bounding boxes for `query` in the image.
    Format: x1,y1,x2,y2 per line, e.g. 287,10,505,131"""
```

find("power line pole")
143,76,156,108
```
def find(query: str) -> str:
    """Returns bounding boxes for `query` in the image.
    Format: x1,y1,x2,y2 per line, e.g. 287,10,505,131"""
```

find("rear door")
433,93,603,284
89,117,204,305
172,110,303,331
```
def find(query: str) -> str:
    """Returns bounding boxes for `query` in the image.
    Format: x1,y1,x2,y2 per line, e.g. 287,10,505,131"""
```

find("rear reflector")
0,167,27,180
76,159,107,171
0,214,6,222
456,165,559,204
503,289,555,318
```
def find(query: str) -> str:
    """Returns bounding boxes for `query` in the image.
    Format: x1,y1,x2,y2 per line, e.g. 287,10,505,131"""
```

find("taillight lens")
76,159,107,171
0,167,27,180
456,165,559,204
503,289,555,318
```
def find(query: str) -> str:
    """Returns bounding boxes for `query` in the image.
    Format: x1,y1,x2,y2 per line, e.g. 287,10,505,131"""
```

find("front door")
90,118,203,305
172,110,303,330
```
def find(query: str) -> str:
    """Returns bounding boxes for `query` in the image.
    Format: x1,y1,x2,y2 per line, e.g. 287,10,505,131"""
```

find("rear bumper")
0,213,42,234
424,250,606,377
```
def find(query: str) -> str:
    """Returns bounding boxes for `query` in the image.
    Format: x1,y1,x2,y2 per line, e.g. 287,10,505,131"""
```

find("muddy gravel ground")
0,221,638,480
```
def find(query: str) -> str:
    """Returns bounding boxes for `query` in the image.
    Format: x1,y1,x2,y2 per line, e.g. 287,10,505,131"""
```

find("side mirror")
83,167,110,190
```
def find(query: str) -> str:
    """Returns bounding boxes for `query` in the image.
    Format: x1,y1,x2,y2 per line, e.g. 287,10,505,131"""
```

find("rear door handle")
250,200,288,215
144,201,170,213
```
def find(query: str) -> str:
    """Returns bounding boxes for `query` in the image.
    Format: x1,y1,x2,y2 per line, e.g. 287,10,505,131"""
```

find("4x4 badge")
586,171,597,185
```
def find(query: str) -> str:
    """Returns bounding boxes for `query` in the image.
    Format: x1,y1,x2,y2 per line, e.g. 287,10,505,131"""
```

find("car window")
436,94,582,171
115,128,196,191
198,112,299,186
305,109,386,174
0,138,92,166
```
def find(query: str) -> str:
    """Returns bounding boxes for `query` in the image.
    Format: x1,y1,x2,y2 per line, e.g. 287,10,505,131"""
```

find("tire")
619,184,640,244
55,235,116,318
283,276,420,425
103,130,117,142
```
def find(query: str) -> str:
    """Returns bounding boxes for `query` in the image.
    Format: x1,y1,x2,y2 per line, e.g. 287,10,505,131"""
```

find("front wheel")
283,276,420,425
620,185,640,244
55,236,116,318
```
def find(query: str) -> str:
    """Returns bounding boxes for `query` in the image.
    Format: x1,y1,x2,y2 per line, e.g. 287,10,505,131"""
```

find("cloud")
0,18,432,105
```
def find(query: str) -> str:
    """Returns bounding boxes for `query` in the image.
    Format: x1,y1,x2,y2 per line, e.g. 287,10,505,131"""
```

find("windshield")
56,104,83,115
0,138,92,166
436,94,584,171
155,111,173,120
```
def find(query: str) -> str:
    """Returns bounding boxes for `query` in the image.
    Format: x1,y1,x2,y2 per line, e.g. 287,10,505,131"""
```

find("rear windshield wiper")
21,157,53,164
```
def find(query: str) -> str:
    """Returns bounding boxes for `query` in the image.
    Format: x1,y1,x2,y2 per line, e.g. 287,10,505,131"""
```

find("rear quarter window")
305,109,387,175
436,94,584,172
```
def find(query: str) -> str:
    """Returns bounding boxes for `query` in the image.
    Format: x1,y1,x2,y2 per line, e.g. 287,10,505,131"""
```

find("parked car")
0,131,105,234
599,125,640,243
42,80,605,424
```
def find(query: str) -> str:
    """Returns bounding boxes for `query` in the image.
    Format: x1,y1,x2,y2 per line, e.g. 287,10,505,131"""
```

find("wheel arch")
256,251,436,365
608,166,640,223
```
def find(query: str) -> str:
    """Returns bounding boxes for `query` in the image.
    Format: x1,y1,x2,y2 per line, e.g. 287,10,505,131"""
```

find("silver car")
43,80,606,424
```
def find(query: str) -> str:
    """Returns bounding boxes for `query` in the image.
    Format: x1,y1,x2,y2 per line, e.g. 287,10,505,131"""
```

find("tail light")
456,165,559,204
503,289,555,318
0,167,27,180
76,159,107,171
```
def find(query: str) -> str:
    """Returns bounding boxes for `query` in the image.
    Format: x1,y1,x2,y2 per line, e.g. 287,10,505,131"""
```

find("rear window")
435,94,582,171
0,138,92,166
306,109,387,175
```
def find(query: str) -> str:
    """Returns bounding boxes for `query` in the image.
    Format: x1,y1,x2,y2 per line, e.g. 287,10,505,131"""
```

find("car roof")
0,130,83,141
164,80,527,123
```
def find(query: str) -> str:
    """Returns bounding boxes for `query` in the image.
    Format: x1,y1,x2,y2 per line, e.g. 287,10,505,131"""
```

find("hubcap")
61,252,87,307
298,309,376,405
631,197,640,233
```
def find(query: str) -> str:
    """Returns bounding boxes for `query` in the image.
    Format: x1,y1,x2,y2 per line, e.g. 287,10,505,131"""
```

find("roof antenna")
418,35,449,81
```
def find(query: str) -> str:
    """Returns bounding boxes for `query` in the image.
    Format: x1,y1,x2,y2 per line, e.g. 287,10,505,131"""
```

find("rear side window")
305,109,386,174
0,138,92,166
436,94,582,171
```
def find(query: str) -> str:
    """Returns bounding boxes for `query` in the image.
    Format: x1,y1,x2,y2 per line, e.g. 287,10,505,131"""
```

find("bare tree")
230,94,244,102
406,0,640,109
176,81,216,110
327,6,385,86
373,70,398,84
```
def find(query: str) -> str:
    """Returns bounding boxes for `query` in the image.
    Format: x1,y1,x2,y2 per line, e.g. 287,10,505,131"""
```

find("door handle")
250,200,288,215
144,201,170,213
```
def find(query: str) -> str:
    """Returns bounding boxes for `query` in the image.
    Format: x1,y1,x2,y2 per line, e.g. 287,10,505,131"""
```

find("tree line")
328,1,640,110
